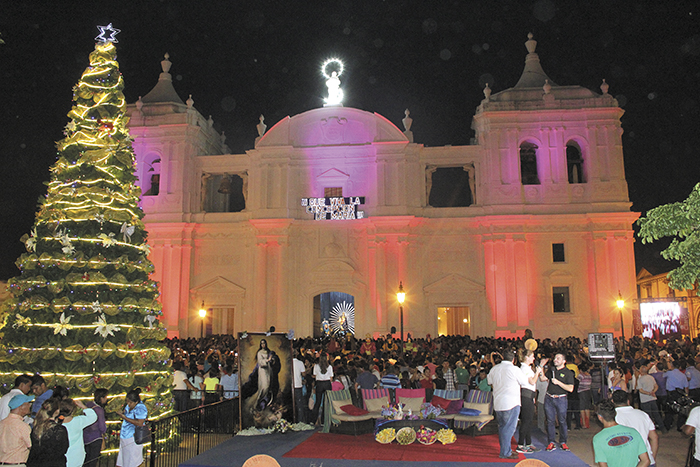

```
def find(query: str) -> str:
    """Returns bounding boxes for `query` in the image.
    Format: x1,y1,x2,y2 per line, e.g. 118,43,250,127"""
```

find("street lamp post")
198,302,207,339
397,282,405,353
616,291,625,354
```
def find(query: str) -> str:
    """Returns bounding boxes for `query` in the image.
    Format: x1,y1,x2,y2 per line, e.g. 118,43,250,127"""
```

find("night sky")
0,1,698,280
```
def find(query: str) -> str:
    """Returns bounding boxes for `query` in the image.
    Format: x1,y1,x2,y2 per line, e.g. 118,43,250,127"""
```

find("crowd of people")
0,374,146,467
4,331,700,467
164,331,700,465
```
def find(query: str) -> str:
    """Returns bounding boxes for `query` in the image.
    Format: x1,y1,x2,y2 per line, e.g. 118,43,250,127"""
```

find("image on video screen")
640,301,681,339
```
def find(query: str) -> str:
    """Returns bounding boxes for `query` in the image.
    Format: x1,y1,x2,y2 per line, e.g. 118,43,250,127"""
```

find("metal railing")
95,398,239,467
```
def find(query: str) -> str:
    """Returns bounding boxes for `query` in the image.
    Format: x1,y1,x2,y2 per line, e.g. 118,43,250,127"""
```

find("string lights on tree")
0,25,172,424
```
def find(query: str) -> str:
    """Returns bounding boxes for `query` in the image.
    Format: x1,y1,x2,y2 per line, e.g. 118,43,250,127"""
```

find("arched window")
520,143,540,185
566,143,585,184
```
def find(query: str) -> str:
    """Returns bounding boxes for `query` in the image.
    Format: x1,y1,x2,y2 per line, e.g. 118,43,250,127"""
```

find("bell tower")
471,33,638,337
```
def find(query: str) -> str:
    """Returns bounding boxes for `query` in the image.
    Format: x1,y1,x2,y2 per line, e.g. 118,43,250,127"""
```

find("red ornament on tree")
97,119,114,132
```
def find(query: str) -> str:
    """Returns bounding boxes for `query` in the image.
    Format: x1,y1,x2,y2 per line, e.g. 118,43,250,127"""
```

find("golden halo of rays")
330,300,355,335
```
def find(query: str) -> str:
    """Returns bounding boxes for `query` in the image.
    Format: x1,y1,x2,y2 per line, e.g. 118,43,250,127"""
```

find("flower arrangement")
273,419,291,433
381,403,407,420
420,402,444,419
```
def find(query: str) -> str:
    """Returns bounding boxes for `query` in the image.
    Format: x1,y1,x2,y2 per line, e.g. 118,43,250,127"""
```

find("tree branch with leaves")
637,182,700,290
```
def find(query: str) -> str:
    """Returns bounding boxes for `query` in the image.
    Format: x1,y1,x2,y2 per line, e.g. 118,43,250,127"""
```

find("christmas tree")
0,25,172,420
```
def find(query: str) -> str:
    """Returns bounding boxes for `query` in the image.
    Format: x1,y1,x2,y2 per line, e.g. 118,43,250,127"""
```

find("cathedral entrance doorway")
437,306,470,336
313,292,355,338
199,307,235,337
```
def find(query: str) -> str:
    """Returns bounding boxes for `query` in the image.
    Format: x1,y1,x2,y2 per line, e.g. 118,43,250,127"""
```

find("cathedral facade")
127,35,638,339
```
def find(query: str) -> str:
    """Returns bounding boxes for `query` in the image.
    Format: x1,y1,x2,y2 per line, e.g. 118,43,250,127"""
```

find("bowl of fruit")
416,426,437,445
375,428,396,444
396,427,417,445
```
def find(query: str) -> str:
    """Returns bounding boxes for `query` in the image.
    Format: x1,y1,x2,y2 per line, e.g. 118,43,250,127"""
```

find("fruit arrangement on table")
396,427,417,445
375,426,456,445
375,428,396,444
436,428,457,444
416,426,437,445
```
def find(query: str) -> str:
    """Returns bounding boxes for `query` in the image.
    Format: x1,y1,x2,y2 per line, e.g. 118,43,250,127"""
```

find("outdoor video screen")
640,301,682,339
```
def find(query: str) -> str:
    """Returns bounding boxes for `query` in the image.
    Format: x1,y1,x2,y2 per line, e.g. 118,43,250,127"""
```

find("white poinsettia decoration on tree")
54,312,74,336
13,314,31,330
93,313,120,338
98,232,117,247
25,228,38,252
57,230,75,255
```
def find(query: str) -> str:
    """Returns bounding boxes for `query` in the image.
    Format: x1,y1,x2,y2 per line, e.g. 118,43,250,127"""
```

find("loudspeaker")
588,333,615,359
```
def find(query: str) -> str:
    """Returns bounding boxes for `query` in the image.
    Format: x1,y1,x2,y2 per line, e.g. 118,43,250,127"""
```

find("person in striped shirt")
380,365,401,389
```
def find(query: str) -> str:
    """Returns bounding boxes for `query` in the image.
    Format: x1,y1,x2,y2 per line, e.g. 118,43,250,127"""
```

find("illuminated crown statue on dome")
322,58,344,106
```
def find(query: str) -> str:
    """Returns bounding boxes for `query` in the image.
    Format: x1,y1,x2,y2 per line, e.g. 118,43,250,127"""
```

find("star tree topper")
95,23,121,43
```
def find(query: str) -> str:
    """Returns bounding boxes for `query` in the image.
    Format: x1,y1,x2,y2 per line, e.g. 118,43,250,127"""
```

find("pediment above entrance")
543,269,573,279
424,274,485,295
317,168,350,184
191,276,246,296
315,260,356,273
256,106,408,148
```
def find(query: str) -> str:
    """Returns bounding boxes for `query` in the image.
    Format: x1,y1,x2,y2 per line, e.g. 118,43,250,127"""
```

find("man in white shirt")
487,348,529,460
292,351,307,423
613,390,658,465
219,365,239,400
172,361,190,412
637,360,664,431
683,405,700,466
0,375,32,421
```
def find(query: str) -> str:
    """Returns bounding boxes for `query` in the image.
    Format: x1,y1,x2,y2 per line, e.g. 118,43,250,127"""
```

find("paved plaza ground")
179,421,694,467
565,422,691,466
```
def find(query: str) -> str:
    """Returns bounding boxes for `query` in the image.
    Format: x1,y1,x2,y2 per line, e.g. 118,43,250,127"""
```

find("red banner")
632,308,642,336
681,306,690,335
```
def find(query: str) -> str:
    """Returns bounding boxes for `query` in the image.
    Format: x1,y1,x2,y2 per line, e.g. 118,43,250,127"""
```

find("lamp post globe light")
199,302,207,338
397,282,406,351
616,291,625,352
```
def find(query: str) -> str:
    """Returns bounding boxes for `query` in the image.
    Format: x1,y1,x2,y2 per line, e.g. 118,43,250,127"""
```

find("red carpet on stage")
283,432,524,463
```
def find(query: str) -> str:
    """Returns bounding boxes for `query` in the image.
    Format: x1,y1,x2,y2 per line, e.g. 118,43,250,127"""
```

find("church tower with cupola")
471,33,637,336
126,54,228,334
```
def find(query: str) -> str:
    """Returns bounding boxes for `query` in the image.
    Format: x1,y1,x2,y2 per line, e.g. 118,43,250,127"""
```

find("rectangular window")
552,243,565,263
428,167,474,207
553,286,571,313
325,187,343,197
202,174,246,212
143,174,160,196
